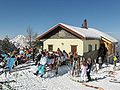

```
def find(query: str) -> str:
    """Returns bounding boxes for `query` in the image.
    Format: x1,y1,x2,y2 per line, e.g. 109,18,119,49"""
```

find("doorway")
71,45,77,54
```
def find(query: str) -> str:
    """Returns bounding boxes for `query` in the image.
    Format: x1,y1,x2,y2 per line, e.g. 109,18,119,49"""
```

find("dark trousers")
33,54,35,62
114,61,116,66
35,59,39,65
87,71,91,81
99,63,102,69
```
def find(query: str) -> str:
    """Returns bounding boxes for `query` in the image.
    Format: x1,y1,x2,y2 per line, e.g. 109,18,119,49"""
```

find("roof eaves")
37,23,61,40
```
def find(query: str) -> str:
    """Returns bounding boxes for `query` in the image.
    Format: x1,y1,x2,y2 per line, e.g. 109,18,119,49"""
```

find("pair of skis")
70,76,104,90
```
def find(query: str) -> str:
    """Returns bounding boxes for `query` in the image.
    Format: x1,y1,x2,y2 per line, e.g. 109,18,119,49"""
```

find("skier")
98,56,103,69
80,59,88,82
113,56,117,67
87,58,92,81
71,52,78,76
69,52,73,66
46,53,52,70
57,48,62,65
62,50,68,65
35,52,42,66
35,52,47,77
54,54,60,75
6,55,16,74
71,58,76,76
97,43,108,64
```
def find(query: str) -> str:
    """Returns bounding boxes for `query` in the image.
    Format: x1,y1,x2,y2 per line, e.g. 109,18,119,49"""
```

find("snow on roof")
88,28,118,43
59,23,118,43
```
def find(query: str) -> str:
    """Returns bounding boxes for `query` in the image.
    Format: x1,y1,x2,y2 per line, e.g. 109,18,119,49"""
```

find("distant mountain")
10,35,29,48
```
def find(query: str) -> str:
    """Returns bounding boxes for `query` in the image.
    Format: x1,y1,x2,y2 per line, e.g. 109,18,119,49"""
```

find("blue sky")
0,0,120,40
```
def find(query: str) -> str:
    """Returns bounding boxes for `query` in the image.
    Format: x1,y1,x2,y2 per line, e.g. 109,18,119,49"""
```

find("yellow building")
37,21,118,57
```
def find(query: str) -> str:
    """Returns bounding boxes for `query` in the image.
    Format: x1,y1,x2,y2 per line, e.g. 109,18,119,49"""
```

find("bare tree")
26,26,33,47
26,26,38,47
33,33,38,40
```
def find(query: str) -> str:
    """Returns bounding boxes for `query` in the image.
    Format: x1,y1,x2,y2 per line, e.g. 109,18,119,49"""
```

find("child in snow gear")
113,56,117,67
80,59,88,82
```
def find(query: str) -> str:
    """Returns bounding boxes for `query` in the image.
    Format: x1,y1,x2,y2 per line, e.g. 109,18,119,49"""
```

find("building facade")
37,22,118,57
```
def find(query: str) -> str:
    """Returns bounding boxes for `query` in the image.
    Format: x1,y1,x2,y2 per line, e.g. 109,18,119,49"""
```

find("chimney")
82,19,88,29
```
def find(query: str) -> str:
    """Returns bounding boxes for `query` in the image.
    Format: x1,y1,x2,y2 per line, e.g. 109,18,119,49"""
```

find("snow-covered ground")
1,62,120,90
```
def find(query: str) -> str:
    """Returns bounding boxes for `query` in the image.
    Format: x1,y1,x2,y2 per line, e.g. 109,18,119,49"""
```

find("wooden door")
71,45,77,53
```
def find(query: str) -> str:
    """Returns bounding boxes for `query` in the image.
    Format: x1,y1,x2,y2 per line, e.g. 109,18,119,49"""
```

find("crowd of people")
0,47,32,74
33,48,93,82
0,46,120,82
34,48,69,77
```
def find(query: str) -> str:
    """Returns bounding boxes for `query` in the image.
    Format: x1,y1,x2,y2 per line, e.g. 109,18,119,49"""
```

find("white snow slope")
1,62,120,90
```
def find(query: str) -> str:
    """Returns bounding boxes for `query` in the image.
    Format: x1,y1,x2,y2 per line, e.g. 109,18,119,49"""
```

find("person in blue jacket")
5,54,10,67
7,55,16,74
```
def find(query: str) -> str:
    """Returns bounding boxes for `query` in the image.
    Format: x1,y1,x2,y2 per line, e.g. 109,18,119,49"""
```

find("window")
95,44,97,50
48,45,53,51
88,44,92,52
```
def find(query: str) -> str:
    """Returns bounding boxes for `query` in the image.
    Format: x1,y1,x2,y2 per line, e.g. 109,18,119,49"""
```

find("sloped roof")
60,23,101,39
60,23,118,43
37,23,118,43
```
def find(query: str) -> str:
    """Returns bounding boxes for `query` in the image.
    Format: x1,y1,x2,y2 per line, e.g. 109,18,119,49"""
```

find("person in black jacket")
87,58,92,81
35,52,42,65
